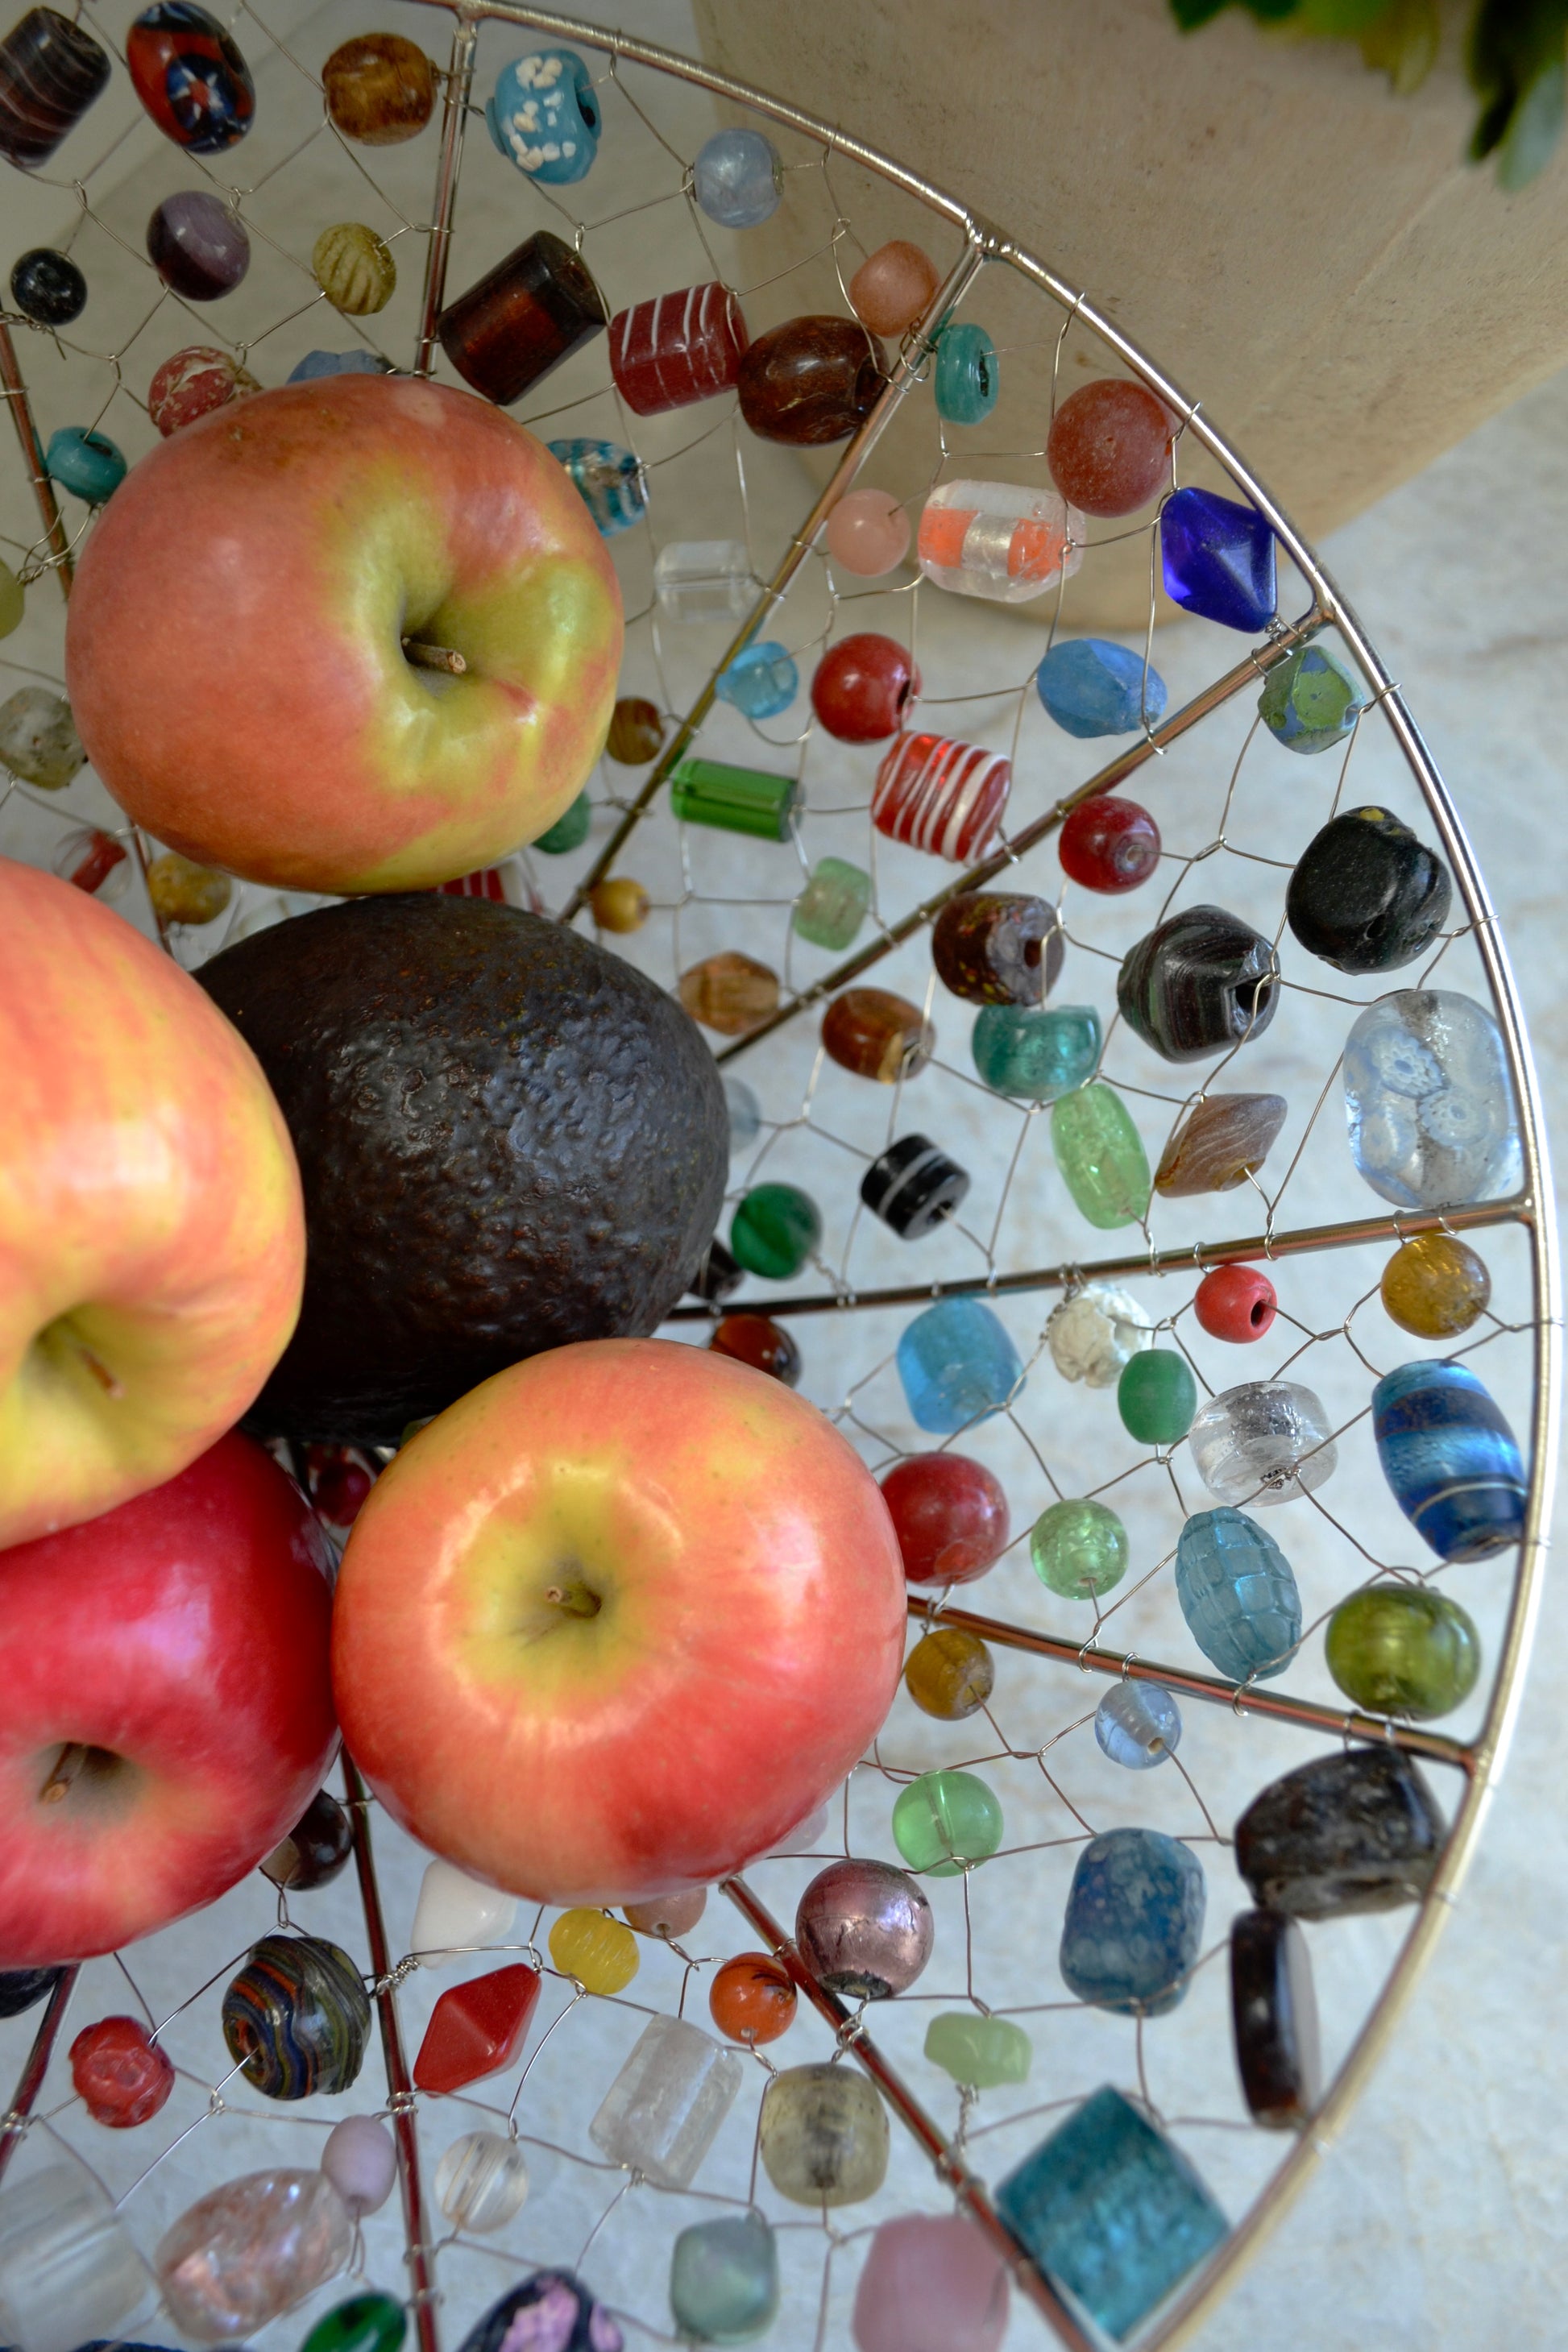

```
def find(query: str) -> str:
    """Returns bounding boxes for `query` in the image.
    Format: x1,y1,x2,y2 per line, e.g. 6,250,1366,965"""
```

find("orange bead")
849,240,939,339
708,1951,798,2046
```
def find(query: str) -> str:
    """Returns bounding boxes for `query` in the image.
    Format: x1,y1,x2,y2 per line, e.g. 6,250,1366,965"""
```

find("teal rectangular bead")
670,757,803,840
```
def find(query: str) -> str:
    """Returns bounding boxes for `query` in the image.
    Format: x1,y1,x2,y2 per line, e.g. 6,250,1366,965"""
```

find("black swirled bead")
0,7,110,168
10,246,85,326
1230,1908,1321,2129
1116,903,1280,1062
222,1931,371,2098
1234,1747,1445,1920
259,1788,354,1891
931,890,1064,1006
861,1133,971,1239
1285,805,1452,974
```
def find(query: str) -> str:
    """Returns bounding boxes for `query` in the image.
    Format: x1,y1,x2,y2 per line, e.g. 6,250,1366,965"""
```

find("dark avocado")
198,894,728,1444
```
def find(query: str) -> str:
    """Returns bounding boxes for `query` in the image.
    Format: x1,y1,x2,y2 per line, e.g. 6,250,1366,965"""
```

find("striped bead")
872,732,1010,862
222,1934,371,2101
609,282,749,416
438,868,508,900
1372,1359,1526,1562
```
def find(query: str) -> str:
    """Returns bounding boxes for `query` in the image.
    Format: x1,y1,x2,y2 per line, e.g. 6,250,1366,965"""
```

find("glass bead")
1326,1583,1480,1719
624,1888,707,1939
288,346,394,380
796,1857,933,1997
1230,1908,1321,2130
826,486,911,576
70,2015,175,2128
439,230,608,405
313,220,395,314
1046,379,1176,518
709,1952,798,2045
52,824,127,897
589,2014,743,2189
873,731,1010,860
1118,903,1280,1062
1343,989,1520,1209
996,2086,1227,2340
0,559,20,639
711,1312,800,1386
590,876,650,932
486,48,599,183
1287,806,1452,973
1175,1506,1301,1682
532,789,591,854
1193,1263,1277,1342
1046,1281,1152,1389
547,437,646,537
0,1964,62,2018
413,1964,542,2093
1037,639,1168,739
148,343,257,435
716,639,799,719
306,1443,372,1526
611,281,748,415
971,1002,1099,1101
0,6,110,168
670,2210,778,2344
460,2273,622,2352
222,1935,371,2100
690,1238,744,1303
932,891,1063,1009
852,2213,1010,2352
1155,1092,1288,1197
1030,1497,1128,1600
822,985,934,1081
549,1909,638,1994
1095,1682,1181,1769
127,0,251,152
891,1768,1003,1877
896,1296,1022,1434
0,2164,151,2350
904,1625,995,1719
260,1788,354,1889
811,632,919,742
10,245,85,326
1373,1358,1525,1561
1118,1348,1197,1444
793,855,871,949
321,2114,397,2217
1234,1746,1445,1919
412,1856,516,1966
923,2012,1031,2089
730,1184,820,1280
324,32,433,143
1051,1082,1151,1227
44,425,125,504
147,189,248,298
760,2064,890,2207
146,850,231,926
849,239,940,337
934,319,998,425
434,2130,529,2233
739,315,886,445
1381,1232,1491,1336
1259,642,1366,753
694,126,782,226
301,2292,407,2352
724,1076,762,1152
156,2170,352,2340
1160,484,1278,631
1058,793,1161,893
881,1450,1009,1585
655,541,756,625
1060,1827,1205,2016
607,695,664,762
861,1132,969,1238
678,950,780,1036
918,479,1084,604
1188,1379,1336,1505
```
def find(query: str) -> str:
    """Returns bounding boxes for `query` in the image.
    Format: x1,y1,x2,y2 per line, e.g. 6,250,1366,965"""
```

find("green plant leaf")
1296,0,1398,33
1496,49,1566,180
1168,0,1236,27
1468,0,1568,155
1359,0,1441,93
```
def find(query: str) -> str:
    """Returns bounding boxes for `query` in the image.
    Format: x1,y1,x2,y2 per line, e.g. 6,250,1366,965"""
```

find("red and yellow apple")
0,1433,337,1966
0,857,304,1549
64,375,624,894
332,1338,906,1904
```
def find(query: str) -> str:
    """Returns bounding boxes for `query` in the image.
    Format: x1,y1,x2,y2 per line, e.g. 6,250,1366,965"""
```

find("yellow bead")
1380,1233,1491,1338
548,1908,639,1995
903,1626,994,1719
313,222,396,316
146,852,232,926
590,877,650,934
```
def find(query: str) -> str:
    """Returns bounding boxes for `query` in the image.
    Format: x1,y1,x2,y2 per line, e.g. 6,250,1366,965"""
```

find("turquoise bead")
301,2292,407,2352
971,1002,1099,1101
792,856,870,949
486,49,599,183
46,425,125,503
730,1184,820,1280
1052,1082,1151,1228
1175,1506,1300,1682
1117,1349,1197,1445
670,2209,778,2342
891,1769,1003,1877
533,789,591,852
1037,638,1168,738
1060,1825,1205,2016
934,320,998,424
924,2010,1031,2088
1372,1359,1526,1561
1259,642,1364,753
896,1296,1023,1433
716,640,799,720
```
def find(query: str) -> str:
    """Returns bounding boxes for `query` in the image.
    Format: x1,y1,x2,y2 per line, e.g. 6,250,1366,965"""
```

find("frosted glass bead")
758,2064,890,2206
970,1003,1099,1101
670,2211,778,2343
1052,1082,1151,1228
694,127,782,226
1187,1380,1338,1506
1059,1827,1205,2016
716,639,798,718
890,1768,1003,1877
0,685,85,789
1047,380,1176,518
1234,1746,1444,1919
413,1856,517,1965
724,1077,762,1152
896,1296,1023,1433
1343,989,1520,1209
588,2014,743,2189
848,240,939,337
156,2169,352,2339
1030,1498,1128,1600
923,2011,1032,2088
793,855,871,949
321,2114,398,2215
1037,637,1168,737
852,2213,1010,2352
1095,1682,1181,1769
826,487,911,576
624,1888,707,1939
0,2165,152,2352
654,539,754,623
1175,1507,1301,1682
1372,1359,1526,1562
434,2130,530,2232
918,479,1085,604
1046,1281,1153,1388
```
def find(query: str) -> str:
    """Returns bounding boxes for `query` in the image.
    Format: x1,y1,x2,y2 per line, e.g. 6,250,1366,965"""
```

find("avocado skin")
198,894,728,1445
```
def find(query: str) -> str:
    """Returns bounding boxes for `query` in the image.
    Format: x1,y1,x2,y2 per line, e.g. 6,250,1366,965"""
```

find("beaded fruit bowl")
0,2,1558,2350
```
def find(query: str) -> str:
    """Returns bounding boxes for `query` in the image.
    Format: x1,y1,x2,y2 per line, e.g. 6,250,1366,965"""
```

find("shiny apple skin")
64,376,624,894
0,1433,337,1966
0,857,304,1549
332,1338,906,1905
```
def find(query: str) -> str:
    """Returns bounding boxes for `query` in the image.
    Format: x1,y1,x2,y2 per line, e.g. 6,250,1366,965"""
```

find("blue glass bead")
486,50,599,183
897,1296,1023,1435
693,127,782,228
1373,1359,1526,1562
1095,1682,1181,1770
996,2085,1227,2341
1342,989,1520,1210
288,348,394,381
1059,1826,1205,2016
1036,637,1168,738
934,321,998,425
670,2209,778,2342
971,1002,1099,1101
45,425,125,504
1259,642,1365,753
716,639,799,720
546,437,647,537
1160,486,1277,632
1175,1507,1301,1682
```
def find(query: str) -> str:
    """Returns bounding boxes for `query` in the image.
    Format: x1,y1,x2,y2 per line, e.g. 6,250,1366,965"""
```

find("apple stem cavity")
38,1740,90,1804
542,1579,602,1620
401,636,467,676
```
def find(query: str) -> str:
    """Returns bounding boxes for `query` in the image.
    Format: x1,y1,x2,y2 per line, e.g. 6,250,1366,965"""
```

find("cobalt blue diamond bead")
1036,637,1168,738
546,437,647,537
1159,485,1277,632
1372,1359,1526,1562
486,49,600,184
896,1296,1023,1434
1176,1507,1301,1682
1059,1826,1205,2016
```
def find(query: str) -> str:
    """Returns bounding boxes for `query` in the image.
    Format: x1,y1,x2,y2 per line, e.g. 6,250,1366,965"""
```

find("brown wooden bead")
678,951,779,1037
737,316,887,446
322,34,434,144
821,987,934,1083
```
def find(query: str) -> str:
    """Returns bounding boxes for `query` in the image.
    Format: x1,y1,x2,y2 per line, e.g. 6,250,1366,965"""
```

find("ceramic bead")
694,126,781,226
148,343,257,434
439,231,608,404
904,1625,996,1718
590,876,651,932
1259,642,1365,752
934,320,998,424
730,1184,820,1280
590,2014,742,2189
610,281,748,414
896,1296,1023,1433
918,479,1083,603
44,425,125,503
10,245,85,325
222,1935,370,2101
1047,378,1176,517
0,1964,62,2017
826,486,911,575
146,851,231,925
852,2213,1010,2352
1118,904,1279,1062
793,855,871,948
873,730,1011,859
1175,1507,1301,1681
708,1952,798,2045
0,6,110,168
1095,1682,1181,1769
156,2170,351,2340
313,221,395,313
1343,989,1520,1209
289,346,393,380
1380,1232,1490,1336
458,2275,621,2352
147,189,248,298
1060,1827,1205,2016
670,2210,778,2343
759,2064,890,2206
678,950,780,1036
880,1450,1009,1584
624,1889,707,1939
716,639,799,718
1194,1263,1277,1342
1046,1281,1152,1388
1118,1348,1197,1444
324,32,434,143
1287,806,1452,973
260,1788,354,1889
548,1909,639,1994
1373,1358,1525,1561
53,825,127,896
1037,639,1167,737
0,686,84,788
0,2164,151,2350
1154,1093,1287,1197
724,1077,762,1151
1234,1745,1445,1918
1188,1379,1337,1505
70,2015,175,2128
1052,1082,1151,1227
822,985,934,1081
891,1768,1003,1876
434,2130,529,2233
971,1002,1099,1101
796,1857,933,1997
1058,793,1161,892
1030,1497,1128,1599
412,1856,516,1966
811,632,919,740
1160,484,1277,631
413,1964,541,2093
861,1133,970,1238
546,437,646,536
848,239,940,336
486,49,599,182
654,541,755,624
301,2292,407,2352
711,1312,800,1385
1325,1583,1481,1719
923,2012,1031,2089
321,2114,397,2217
127,0,251,152
931,890,1063,1006
738,314,886,444
1230,1908,1321,2129
533,789,592,853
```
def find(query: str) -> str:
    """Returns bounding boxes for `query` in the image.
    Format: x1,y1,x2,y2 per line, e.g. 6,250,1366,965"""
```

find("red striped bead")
438,867,507,900
872,732,1010,862
609,282,749,416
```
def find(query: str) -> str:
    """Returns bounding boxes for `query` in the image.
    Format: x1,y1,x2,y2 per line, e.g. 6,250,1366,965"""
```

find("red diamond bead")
69,2015,176,2128
880,1453,1010,1586
413,1963,541,2094
811,633,920,743
1194,1263,1277,1343
1059,794,1161,893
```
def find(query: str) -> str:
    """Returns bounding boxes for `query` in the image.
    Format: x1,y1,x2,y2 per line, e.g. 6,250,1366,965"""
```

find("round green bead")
1118,1349,1197,1445
729,1183,822,1280
1325,1583,1481,1719
924,2010,1032,2088
891,1768,1003,1877
533,789,592,852
1030,1498,1129,1599
301,2293,407,2352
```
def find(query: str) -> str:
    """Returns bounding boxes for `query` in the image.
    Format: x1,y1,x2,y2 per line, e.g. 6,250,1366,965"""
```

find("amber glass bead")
738,317,887,446
848,240,939,338
709,1952,798,2046
1380,1233,1491,1338
438,230,608,406
1154,1093,1288,1197
589,877,649,933
678,950,779,1037
822,987,934,1083
931,891,1063,1006
146,851,230,926
322,34,434,143
606,696,663,764
903,1625,995,1720
70,2015,175,2128
710,1313,801,1387
260,1789,354,1890
624,1889,707,1939
1046,380,1176,519
550,1909,639,1994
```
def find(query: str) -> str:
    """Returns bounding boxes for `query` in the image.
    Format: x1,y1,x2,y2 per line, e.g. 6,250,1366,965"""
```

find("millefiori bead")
1343,989,1520,1208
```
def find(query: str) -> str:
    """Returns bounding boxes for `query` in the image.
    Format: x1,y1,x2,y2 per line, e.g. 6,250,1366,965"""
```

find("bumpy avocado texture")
198,894,728,1443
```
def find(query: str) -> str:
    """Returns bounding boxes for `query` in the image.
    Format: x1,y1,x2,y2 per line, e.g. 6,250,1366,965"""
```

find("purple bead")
1159,486,1277,633
321,2113,398,2215
0,7,110,169
147,189,250,300
795,1857,933,1999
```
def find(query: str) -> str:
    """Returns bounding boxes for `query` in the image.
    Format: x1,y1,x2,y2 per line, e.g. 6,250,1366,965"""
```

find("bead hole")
1250,1298,1270,1327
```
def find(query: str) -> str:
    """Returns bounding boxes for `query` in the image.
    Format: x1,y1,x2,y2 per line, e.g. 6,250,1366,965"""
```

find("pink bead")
852,2213,1010,2352
321,2113,398,2216
608,282,748,416
873,732,1010,862
826,487,910,578
1194,1263,1277,1342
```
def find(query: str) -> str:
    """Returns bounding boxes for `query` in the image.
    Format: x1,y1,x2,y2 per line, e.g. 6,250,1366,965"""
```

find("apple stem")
543,1581,602,1620
74,1338,122,1398
401,637,467,676
39,1741,88,1804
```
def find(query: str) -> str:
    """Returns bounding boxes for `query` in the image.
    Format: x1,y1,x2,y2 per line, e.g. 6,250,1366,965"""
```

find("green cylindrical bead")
301,2293,408,2352
1030,1498,1129,1599
671,757,803,840
1325,1583,1482,1719
1118,1350,1197,1445
533,788,592,852
729,1183,821,1280
1052,1081,1151,1228
891,1768,1004,1877
924,2010,1032,2088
